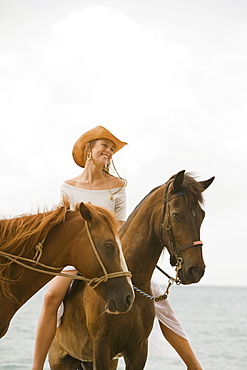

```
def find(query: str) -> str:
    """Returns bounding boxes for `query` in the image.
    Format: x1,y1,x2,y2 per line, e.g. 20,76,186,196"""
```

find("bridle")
133,181,204,302
0,221,132,289
159,180,203,262
157,180,203,280
159,182,203,266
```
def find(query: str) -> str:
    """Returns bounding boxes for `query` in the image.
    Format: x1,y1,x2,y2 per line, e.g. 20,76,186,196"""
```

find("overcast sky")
0,0,246,287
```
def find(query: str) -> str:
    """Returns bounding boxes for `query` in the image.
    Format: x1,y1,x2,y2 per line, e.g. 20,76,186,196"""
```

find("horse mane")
0,198,71,298
75,202,119,236
0,198,71,257
124,172,204,226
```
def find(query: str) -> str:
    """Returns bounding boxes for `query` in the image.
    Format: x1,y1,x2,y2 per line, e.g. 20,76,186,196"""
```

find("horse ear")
199,176,215,192
172,170,185,192
79,203,93,222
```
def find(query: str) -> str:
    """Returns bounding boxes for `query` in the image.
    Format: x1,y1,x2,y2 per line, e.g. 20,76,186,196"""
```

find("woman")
32,126,202,370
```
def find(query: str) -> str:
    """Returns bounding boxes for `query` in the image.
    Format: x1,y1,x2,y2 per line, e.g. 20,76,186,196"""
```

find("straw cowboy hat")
72,126,127,167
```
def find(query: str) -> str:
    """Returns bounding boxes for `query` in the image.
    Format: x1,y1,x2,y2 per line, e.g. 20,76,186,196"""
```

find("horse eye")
104,242,114,250
172,213,181,221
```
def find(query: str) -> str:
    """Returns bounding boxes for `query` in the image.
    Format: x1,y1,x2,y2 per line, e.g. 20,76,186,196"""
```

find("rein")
132,281,172,302
0,221,132,289
133,258,183,302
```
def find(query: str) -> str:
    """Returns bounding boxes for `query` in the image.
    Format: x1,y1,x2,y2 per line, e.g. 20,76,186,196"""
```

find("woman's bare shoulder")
63,177,81,187
64,179,74,186
108,175,126,189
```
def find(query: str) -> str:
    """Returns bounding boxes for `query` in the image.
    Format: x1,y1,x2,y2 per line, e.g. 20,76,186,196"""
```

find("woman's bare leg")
159,321,203,370
110,359,119,370
32,270,77,370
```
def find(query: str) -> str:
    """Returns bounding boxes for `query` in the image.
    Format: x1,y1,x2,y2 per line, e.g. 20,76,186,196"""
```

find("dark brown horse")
49,171,214,370
0,200,134,339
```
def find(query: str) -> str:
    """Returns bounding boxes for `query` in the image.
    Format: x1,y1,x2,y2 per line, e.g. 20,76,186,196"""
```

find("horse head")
159,170,214,285
76,202,134,314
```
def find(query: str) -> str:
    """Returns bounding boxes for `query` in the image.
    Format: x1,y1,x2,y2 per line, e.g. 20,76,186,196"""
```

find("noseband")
158,181,203,267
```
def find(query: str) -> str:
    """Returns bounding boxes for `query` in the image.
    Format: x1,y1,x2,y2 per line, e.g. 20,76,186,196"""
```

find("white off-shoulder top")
60,182,126,221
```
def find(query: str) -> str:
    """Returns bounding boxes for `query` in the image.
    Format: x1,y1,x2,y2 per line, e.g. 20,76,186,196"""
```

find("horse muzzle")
105,291,134,315
179,264,205,285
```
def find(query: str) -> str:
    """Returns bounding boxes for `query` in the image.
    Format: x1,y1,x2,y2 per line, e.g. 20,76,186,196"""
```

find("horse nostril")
108,299,118,313
188,266,204,280
126,294,133,308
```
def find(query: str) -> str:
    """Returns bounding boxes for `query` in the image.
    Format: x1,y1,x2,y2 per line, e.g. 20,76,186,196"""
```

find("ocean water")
0,285,246,369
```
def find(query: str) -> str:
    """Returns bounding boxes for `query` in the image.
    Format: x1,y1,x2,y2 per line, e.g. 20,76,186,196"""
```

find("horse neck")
40,211,82,267
120,192,163,288
2,212,82,311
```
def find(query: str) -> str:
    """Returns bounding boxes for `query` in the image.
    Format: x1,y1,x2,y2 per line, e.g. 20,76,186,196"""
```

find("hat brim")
72,126,127,167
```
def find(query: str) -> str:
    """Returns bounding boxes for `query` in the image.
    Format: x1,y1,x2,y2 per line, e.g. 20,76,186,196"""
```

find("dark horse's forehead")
179,175,204,206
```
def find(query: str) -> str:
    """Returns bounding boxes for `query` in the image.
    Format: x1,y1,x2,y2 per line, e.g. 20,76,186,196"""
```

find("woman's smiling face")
91,139,115,167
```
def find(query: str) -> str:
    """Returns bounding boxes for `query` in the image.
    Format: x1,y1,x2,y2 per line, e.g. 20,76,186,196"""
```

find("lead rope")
133,257,183,302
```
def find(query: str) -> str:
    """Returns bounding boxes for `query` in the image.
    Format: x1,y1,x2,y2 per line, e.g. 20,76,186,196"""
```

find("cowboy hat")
72,126,127,167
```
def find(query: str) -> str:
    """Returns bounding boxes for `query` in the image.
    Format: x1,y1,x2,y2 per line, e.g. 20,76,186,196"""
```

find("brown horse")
0,199,134,339
49,171,214,370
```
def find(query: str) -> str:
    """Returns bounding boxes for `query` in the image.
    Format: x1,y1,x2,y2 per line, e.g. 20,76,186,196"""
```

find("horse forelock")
176,172,204,206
